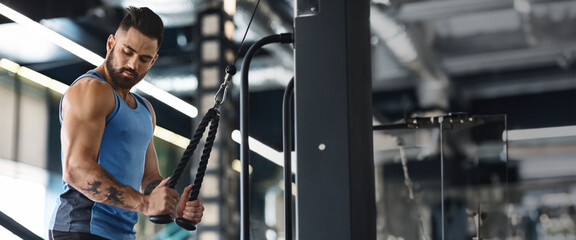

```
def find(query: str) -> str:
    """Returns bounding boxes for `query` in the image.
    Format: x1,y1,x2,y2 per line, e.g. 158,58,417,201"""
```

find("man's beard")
106,48,142,89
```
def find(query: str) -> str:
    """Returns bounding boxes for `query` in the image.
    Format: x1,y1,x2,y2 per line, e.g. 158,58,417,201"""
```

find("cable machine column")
293,0,376,239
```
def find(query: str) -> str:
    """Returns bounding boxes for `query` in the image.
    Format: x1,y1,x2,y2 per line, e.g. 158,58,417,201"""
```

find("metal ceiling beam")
459,75,576,100
442,42,576,74
395,0,514,22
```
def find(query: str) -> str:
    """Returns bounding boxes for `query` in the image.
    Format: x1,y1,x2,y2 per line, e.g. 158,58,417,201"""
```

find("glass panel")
374,113,508,240
440,114,508,240
374,119,443,239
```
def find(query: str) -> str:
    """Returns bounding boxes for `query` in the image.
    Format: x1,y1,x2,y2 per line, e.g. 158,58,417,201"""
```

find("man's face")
105,27,158,89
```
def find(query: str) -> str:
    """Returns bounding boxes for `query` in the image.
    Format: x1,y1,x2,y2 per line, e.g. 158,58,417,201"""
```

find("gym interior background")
0,0,575,239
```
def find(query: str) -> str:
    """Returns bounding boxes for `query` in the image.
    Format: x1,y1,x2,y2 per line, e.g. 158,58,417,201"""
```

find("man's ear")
106,34,115,52
149,54,159,69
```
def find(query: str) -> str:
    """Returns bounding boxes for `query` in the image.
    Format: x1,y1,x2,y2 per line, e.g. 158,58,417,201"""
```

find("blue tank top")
49,70,153,240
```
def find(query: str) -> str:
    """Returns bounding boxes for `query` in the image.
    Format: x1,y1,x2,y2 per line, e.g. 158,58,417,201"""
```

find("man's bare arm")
61,78,177,215
143,180,162,195
139,98,166,196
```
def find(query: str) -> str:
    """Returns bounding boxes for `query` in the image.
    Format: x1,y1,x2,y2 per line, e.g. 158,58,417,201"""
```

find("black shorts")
48,230,109,240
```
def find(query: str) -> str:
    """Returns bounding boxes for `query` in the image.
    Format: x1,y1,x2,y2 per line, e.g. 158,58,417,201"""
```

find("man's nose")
126,56,138,70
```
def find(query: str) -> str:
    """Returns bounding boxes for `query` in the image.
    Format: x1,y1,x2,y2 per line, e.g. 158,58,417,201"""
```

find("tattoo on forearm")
144,180,162,195
81,181,102,194
80,170,127,206
105,186,125,205
98,172,126,205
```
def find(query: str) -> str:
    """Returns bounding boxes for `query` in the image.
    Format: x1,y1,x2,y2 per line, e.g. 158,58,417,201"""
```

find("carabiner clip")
213,65,237,109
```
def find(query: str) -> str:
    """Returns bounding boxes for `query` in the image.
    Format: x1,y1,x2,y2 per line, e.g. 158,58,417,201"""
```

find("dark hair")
118,6,164,48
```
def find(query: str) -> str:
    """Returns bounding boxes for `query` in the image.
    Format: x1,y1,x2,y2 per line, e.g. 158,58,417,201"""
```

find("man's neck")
95,65,133,100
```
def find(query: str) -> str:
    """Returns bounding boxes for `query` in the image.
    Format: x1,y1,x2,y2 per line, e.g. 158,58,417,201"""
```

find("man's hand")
144,178,179,217
175,185,205,224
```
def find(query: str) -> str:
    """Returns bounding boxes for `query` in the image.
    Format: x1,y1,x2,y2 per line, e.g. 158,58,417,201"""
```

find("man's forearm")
143,179,163,195
66,163,147,213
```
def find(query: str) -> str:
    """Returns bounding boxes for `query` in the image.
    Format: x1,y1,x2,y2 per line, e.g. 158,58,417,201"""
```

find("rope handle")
149,108,220,228
175,113,220,230
149,63,235,229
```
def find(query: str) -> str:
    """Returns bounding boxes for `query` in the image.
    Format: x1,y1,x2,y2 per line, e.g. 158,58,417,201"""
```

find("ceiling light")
1,58,69,94
0,3,102,66
507,125,576,141
231,130,283,165
153,126,190,149
0,2,198,118
17,66,69,94
0,58,20,73
102,0,198,26
111,0,195,14
224,0,236,16
231,159,253,174
133,81,198,118
231,130,296,172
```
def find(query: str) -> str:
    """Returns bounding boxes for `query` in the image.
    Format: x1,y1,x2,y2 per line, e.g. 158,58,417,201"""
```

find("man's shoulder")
68,76,112,95
62,76,116,116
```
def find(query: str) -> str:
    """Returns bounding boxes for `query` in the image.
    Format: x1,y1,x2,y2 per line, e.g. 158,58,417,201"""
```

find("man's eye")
124,50,133,55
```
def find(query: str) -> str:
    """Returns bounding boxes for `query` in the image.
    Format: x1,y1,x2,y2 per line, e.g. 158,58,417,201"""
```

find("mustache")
120,68,138,77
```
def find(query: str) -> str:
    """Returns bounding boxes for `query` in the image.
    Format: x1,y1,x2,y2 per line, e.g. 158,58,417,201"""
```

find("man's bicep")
61,111,105,164
60,80,113,178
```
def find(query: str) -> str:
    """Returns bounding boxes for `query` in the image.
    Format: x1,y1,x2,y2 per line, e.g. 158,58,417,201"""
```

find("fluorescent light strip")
0,58,20,73
18,66,69,94
232,130,283,166
1,58,70,94
135,80,198,118
0,3,197,118
507,125,576,141
223,0,237,15
231,130,296,171
231,159,253,174
153,126,190,149
0,3,102,66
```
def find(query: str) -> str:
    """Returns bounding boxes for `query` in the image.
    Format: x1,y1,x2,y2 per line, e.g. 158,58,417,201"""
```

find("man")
49,7,204,240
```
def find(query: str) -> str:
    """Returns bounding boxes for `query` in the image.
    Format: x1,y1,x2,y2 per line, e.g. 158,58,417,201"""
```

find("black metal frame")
293,0,376,239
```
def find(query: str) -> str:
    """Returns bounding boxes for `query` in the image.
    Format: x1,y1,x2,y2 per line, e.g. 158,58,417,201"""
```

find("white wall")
0,74,48,168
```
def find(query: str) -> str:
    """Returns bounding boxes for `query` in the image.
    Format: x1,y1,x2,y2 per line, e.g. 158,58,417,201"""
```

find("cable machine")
150,1,375,239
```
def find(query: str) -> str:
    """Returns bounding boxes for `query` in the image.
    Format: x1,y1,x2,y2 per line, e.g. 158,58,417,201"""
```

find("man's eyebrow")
123,44,154,59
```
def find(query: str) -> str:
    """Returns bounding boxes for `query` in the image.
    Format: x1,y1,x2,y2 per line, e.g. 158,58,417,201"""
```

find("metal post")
294,0,376,239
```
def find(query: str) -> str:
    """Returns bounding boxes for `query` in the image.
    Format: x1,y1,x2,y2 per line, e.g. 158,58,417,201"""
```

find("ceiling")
371,0,576,125
0,0,575,154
